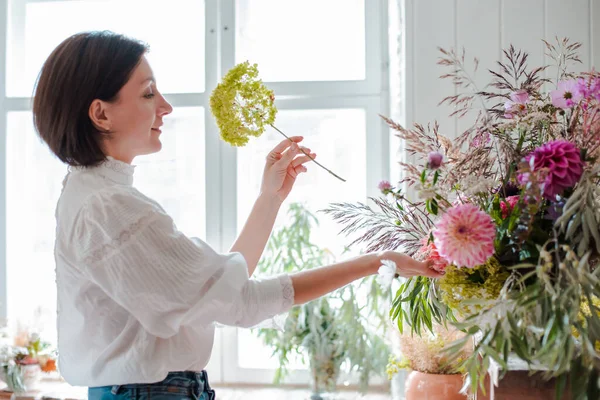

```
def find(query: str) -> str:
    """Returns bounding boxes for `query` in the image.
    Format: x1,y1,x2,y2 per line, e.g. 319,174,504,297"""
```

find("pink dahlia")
418,237,450,272
520,140,584,199
433,204,496,268
500,195,520,219
551,79,583,109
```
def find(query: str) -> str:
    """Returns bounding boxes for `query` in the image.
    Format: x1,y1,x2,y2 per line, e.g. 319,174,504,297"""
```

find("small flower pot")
0,363,42,393
405,371,466,400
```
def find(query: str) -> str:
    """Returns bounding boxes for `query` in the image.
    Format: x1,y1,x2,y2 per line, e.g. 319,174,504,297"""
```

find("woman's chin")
137,141,162,157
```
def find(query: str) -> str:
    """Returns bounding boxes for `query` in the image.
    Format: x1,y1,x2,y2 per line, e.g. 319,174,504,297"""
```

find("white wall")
403,0,600,138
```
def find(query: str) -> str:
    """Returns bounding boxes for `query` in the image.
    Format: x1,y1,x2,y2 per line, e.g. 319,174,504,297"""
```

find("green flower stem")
268,123,346,182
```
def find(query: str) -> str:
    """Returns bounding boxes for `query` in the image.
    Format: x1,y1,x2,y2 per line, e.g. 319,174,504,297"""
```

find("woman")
33,31,440,400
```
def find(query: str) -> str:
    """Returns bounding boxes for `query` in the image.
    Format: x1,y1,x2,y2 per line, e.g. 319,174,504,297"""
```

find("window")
0,0,390,385
226,0,390,384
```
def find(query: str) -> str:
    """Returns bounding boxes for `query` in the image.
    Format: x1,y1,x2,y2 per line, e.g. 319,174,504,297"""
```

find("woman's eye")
144,93,155,99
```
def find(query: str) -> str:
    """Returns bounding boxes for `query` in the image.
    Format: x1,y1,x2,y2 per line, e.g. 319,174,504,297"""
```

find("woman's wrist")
257,191,284,208
362,252,384,275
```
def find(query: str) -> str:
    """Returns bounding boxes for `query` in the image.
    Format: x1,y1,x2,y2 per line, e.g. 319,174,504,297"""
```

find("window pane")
6,111,65,344
236,108,367,369
135,107,206,239
7,0,205,97
235,0,366,82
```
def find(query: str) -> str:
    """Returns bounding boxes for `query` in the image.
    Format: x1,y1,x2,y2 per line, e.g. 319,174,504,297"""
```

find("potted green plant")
0,332,57,393
387,324,470,400
255,203,391,399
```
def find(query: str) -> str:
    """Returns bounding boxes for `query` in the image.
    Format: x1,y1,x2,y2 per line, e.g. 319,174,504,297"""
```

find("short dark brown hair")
33,31,148,167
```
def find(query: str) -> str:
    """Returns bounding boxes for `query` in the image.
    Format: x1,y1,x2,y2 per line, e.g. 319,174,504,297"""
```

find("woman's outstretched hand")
379,250,444,278
260,136,315,203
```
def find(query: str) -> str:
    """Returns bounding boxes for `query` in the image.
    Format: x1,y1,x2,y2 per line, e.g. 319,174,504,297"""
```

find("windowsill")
0,377,391,400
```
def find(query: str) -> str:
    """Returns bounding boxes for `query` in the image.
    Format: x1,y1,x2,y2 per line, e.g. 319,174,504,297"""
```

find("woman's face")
96,55,173,163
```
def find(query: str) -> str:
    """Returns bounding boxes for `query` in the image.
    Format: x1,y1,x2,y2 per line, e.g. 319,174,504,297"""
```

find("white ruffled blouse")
54,157,294,387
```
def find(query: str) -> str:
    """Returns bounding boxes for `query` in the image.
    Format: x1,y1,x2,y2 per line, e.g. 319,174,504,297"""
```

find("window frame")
0,0,391,386
218,0,391,385
0,0,8,328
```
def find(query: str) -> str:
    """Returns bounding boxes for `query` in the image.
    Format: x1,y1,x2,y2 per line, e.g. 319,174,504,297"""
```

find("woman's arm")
230,193,282,275
290,251,441,305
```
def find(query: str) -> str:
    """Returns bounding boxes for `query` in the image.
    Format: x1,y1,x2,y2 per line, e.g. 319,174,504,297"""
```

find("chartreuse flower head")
210,61,277,146
210,61,346,182
438,257,509,317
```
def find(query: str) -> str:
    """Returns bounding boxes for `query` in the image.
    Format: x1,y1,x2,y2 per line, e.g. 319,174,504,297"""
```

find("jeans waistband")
107,370,211,395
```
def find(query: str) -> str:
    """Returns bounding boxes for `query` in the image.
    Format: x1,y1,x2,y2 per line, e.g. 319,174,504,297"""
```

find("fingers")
421,267,445,278
269,136,304,156
291,152,316,168
409,259,444,278
277,143,316,168
275,143,301,167
390,254,445,279
286,164,308,179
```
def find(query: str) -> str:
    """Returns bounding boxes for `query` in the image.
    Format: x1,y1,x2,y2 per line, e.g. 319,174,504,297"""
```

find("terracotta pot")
405,371,466,400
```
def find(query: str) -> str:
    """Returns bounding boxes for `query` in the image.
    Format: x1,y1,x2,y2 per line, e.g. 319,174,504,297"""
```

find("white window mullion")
367,0,392,196
203,0,224,384
218,0,237,255
5,0,24,99
370,0,392,198
364,0,384,95
368,96,390,197
203,0,221,253
217,0,243,384
265,80,377,98
0,0,9,326
3,97,31,111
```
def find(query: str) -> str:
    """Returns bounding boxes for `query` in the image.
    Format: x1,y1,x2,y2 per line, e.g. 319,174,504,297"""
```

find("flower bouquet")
324,39,600,399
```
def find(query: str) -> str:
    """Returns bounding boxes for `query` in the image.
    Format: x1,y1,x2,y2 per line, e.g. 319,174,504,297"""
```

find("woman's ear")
89,99,111,132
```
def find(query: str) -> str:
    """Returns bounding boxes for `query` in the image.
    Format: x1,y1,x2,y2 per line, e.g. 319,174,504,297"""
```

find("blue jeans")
88,371,216,400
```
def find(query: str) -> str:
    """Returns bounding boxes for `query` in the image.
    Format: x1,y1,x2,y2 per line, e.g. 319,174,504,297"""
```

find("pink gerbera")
433,204,496,268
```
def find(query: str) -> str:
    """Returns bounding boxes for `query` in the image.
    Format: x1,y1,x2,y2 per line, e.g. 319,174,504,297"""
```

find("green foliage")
555,165,600,256
445,244,600,400
255,203,391,393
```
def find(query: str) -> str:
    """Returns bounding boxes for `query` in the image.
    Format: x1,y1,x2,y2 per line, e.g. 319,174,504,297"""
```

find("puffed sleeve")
73,186,295,338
